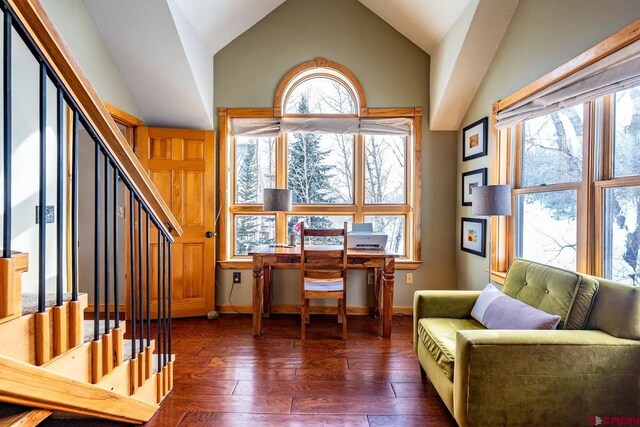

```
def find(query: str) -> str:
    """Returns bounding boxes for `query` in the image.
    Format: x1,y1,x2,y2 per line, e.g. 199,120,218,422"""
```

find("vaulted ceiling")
81,0,517,130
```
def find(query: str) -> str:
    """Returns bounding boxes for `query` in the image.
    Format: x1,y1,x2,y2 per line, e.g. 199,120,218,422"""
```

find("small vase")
288,234,297,246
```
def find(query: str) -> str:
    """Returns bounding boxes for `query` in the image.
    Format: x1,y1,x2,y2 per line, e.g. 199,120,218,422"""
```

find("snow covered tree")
235,143,259,254
287,93,335,231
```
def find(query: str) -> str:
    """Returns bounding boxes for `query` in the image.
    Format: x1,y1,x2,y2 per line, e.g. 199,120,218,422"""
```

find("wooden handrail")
9,0,182,237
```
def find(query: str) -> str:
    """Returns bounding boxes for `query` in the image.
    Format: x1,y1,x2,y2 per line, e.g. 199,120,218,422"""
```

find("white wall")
41,0,141,117
0,0,140,296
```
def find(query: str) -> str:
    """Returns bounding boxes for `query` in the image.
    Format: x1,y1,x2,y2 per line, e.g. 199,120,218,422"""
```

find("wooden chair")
300,222,348,340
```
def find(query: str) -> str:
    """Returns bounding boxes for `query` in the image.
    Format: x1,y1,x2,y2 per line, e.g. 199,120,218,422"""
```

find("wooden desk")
249,245,397,338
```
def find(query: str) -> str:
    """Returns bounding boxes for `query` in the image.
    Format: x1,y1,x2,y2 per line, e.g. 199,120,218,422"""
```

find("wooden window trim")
218,59,422,268
218,107,423,267
491,18,640,284
273,57,368,115
104,102,144,152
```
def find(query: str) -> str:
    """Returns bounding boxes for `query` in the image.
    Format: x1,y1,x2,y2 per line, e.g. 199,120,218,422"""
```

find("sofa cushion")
471,284,561,329
417,318,484,381
585,276,640,340
503,259,598,329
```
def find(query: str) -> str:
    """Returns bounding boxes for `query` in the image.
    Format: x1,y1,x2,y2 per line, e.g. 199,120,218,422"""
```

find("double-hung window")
218,58,422,268
492,29,640,288
514,105,585,271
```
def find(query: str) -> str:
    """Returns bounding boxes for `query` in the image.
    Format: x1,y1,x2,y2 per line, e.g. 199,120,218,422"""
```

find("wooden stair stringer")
0,295,88,366
0,355,158,424
41,341,92,383
0,408,51,427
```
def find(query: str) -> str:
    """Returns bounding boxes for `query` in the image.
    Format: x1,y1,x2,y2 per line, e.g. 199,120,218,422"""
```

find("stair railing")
1,0,178,389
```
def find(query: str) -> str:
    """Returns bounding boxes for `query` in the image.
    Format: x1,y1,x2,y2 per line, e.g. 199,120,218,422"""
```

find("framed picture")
462,117,488,161
460,217,486,257
461,168,487,206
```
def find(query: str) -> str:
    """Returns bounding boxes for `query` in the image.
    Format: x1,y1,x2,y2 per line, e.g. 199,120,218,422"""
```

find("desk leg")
382,257,395,338
252,255,264,336
373,268,382,318
263,266,271,318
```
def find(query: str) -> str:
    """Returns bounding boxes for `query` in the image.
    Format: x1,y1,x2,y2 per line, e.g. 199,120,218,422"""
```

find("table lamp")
263,188,292,247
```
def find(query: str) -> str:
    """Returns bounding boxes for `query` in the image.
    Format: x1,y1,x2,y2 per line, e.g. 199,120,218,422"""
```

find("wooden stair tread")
81,321,117,344
21,294,74,316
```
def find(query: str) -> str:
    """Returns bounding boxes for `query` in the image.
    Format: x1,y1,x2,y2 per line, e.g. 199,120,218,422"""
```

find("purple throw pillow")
471,284,561,330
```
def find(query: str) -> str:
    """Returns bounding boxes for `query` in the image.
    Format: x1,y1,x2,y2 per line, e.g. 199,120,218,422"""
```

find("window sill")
490,271,507,285
218,259,422,270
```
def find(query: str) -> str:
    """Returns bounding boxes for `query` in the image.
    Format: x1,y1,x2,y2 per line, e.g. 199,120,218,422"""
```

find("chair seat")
417,318,485,381
304,278,344,292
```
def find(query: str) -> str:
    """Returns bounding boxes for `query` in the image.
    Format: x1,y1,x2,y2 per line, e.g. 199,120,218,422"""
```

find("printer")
347,223,388,250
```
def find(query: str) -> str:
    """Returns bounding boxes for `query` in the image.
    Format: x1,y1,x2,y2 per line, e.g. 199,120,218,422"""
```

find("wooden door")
136,127,215,318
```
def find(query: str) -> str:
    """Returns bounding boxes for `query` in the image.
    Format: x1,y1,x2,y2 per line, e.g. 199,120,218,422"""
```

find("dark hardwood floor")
146,313,455,427
41,313,456,426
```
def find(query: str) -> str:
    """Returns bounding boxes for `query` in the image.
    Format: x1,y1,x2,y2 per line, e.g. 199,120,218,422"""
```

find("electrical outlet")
406,273,414,285
232,272,241,284
118,207,125,218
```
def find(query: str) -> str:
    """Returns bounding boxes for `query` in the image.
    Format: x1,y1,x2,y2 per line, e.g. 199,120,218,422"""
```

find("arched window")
219,58,422,267
284,74,357,114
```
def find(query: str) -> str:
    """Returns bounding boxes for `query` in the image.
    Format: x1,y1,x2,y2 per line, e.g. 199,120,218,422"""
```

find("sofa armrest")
453,330,640,427
413,290,480,351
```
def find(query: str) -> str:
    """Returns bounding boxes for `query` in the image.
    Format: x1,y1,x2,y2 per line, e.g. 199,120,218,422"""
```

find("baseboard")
216,304,412,316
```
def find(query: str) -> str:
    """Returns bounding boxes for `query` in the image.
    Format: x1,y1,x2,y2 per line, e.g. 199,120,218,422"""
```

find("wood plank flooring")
45,314,456,427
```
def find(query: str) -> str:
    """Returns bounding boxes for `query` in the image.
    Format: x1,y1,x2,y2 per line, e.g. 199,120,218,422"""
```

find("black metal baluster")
146,211,151,347
37,62,46,313
137,201,143,354
162,236,167,368
130,191,137,360
3,11,11,259
104,158,110,334
168,241,172,362
113,166,119,328
55,87,63,306
93,145,100,341
157,228,162,371
71,112,78,301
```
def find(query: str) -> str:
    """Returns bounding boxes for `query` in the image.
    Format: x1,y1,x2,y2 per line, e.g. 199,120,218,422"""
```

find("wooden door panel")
184,171,204,227
149,170,173,210
136,127,215,318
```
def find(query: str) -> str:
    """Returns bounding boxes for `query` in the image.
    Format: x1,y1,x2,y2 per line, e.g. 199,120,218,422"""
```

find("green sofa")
413,259,640,426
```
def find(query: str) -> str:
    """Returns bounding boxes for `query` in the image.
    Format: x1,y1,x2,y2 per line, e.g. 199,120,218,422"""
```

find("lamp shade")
263,189,292,212
472,185,512,216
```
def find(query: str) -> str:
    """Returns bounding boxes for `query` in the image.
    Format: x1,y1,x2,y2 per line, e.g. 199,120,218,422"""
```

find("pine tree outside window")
218,58,422,267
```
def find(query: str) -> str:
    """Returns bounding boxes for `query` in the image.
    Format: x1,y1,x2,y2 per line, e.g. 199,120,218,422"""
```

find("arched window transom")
284,73,357,115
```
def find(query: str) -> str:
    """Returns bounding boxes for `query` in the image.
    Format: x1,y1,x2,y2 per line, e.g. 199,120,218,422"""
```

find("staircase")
0,0,181,424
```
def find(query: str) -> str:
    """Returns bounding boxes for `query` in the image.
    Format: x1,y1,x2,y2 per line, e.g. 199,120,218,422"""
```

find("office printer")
347,223,388,249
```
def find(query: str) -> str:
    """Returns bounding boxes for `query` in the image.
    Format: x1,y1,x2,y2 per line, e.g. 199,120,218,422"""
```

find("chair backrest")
300,222,348,282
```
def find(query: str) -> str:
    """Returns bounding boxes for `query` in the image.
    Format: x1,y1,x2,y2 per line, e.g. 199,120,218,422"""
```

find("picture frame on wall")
460,217,486,257
461,168,487,206
462,117,488,161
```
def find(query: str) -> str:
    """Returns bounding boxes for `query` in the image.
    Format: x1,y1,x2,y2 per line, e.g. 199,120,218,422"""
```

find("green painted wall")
214,0,458,309
456,0,640,290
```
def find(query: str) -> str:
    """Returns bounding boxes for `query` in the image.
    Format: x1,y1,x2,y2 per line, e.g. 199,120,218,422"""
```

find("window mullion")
354,133,364,222
276,133,287,244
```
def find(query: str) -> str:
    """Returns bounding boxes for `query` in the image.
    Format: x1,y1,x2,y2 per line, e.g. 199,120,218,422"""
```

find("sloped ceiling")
358,0,472,54
80,0,517,131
